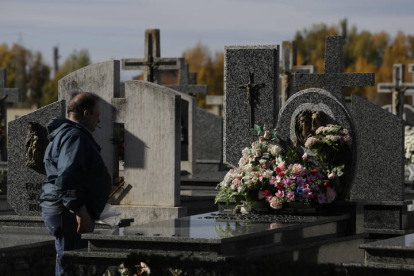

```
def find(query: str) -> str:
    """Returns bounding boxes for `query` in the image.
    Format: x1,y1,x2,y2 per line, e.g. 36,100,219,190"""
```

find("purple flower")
283,177,293,188
312,184,320,191
296,177,306,186
269,176,278,186
287,191,295,202
303,188,311,199
276,190,284,199
318,194,327,204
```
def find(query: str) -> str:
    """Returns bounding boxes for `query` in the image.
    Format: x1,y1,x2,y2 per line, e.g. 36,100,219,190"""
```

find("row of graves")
1,30,414,274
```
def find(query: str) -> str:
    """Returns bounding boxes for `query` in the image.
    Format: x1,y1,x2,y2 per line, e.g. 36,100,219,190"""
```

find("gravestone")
383,104,414,126
166,58,208,95
294,36,375,103
279,41,317,107
59,61,186,223
7,101,65,215
206,95,223,116
121,29,181,84
0,68,22,160
377,64,414,116
224,45,279,167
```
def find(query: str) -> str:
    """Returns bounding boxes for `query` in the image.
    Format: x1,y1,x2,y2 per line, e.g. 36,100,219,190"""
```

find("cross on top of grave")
293,36,375,103
279,41,317,106
166,58,208,95
121,29,181,84
0,68,21,103
378,64,414,117
238,72,265,128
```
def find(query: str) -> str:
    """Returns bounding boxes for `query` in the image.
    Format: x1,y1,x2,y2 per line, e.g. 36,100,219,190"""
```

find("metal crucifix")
238,72,265,128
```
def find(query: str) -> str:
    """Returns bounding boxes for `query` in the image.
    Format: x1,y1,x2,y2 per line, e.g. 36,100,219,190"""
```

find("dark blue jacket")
39,118,111,220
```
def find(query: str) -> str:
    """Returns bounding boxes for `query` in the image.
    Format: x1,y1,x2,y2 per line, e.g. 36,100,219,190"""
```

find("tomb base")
113,205,187,225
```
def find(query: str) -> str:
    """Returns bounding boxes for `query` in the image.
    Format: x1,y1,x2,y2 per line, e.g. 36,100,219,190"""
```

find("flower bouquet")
216,123,352,212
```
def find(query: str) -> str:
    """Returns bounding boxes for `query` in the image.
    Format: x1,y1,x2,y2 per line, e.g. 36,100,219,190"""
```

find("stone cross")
378,64,414,117
279,41,317,107
294,36,375,103
166,58,208,95
0,68,22,160
238,72,265,128
121,29,180,84
409,63,414,105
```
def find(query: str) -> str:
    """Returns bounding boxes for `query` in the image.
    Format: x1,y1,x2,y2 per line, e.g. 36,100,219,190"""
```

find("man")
40,92,111,275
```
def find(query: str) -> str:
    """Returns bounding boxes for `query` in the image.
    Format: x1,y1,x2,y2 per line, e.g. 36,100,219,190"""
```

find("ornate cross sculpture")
238,72,265,128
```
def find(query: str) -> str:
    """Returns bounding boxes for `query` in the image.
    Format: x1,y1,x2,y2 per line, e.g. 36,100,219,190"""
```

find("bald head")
67,92,101,132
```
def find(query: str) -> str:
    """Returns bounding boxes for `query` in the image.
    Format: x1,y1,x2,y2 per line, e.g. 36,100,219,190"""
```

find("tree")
41,49,91,106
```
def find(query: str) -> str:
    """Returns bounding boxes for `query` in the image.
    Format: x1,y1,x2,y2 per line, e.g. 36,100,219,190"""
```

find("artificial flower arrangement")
215,123,352,211
405,125,414,165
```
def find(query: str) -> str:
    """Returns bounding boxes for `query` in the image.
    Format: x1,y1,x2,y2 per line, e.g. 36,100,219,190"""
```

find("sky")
1,0,414,81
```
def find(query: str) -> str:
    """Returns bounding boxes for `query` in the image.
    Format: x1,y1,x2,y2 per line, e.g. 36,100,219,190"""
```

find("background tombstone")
206,95,223,116
279,41,317,107
166,58,208,95
275,88,354,198
294,36,375,103
7,101,65,215
377,64,414,116
122,29,180,84
59,61,185,223
224,45,279,167
383,104,414,126
0,68,22,161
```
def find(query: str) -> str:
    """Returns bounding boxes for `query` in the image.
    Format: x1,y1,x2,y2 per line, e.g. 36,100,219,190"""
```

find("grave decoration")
216,114,352,212
405,125,414,180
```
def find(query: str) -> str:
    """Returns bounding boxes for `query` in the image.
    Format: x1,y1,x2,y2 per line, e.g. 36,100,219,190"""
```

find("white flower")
254,149,261,157
238,157,248,167
328,172,336,179
302,152,308,161
270,145,281,156
259,159,267,165
264,131,270,138
252,176,258,183
305,137,318,148
243,164,254,173
264,170,273,178
242,147,250,158
237,185,245,192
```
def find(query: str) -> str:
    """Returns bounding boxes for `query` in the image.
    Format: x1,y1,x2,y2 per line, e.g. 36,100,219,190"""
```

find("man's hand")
76,207,92,234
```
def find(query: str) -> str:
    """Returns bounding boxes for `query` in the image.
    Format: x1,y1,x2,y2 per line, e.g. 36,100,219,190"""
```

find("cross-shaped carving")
121,29,180,83
293,36,375,103
0,68,22,160
238,72,265,128
378,64,414,117
166,58,208,95
279,41,317,107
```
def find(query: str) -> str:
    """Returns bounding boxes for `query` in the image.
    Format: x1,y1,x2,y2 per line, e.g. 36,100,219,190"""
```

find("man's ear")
83,109,90,118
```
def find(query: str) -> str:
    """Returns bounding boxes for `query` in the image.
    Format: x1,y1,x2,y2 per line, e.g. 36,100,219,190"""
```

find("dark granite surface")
360,233,414,250
83,212,350,244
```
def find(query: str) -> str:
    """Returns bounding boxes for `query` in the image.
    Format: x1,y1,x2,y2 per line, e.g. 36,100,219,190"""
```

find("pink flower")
343,135,352,148
317,193,327,204
305,137,318,148
278,161,286,171
259,136,264,144
276,190,284,198
316,126,324,135
269,176,278,186
292,163,305,176
264,131,270,138
287,191,295,202
302,152,308,161
269,197,282,209
328,172,336,180
302,188,311,199
326,187,337,203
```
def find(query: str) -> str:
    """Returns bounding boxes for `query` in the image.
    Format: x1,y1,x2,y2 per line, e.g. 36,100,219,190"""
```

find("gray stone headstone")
275,88,354,198
7,101,65,215
378,64,414,116
351,95,404,201
59,61,120,184
112,81,181,206
121,29,181,84
166,58,208,95
195,107,223,173
224,45,279,167
294,36,375,103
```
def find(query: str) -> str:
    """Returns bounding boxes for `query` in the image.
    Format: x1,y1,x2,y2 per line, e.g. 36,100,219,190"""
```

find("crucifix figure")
378,64,414,117
238,72,265,128
121,29,180,83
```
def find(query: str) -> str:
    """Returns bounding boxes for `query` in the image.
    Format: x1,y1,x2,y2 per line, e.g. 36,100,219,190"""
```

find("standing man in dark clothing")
40,92,111,275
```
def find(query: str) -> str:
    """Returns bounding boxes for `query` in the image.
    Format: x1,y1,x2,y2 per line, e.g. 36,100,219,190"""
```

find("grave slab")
224,45,279,167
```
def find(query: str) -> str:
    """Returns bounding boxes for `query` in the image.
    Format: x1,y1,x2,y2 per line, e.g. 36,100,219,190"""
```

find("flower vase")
237,200,269,214
409,164,414,181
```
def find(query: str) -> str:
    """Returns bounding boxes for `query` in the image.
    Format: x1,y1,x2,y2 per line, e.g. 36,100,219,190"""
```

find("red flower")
278,172,284,177
324,181,330,187
311,169,317,174
311,194,317,200
264,190,272,197
276,167,281,173
277,184,284,190
308,179,312,183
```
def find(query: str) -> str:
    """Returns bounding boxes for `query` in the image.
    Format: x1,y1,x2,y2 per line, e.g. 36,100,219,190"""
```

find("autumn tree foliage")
295,19,414,106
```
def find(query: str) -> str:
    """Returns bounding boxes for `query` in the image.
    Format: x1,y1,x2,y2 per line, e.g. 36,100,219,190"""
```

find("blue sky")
1,0,413,80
